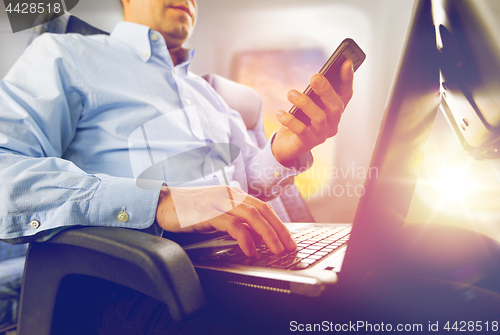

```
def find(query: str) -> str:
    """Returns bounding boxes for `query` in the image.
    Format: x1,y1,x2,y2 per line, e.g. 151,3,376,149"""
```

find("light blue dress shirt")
0,22,310,243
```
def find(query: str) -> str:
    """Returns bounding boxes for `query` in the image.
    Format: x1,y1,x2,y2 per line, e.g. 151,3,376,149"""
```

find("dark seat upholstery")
17,227,206,334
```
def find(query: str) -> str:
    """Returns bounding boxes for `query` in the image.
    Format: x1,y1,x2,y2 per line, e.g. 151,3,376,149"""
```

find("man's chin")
161,24,190,42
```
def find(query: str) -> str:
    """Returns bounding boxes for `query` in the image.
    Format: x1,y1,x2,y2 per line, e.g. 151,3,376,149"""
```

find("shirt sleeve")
0,34,161,243
227,107,313,201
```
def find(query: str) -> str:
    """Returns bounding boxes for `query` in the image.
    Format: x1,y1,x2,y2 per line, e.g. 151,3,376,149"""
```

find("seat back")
0,242,28,332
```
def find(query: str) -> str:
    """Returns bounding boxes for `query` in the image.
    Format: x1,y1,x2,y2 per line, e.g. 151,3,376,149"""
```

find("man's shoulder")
29,32,111,53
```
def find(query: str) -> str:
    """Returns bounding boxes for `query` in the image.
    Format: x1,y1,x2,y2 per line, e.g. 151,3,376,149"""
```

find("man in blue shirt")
0,0,354,258
0,0,354,332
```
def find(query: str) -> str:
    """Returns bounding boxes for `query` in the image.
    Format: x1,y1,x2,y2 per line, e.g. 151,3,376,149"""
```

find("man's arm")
0,34,161,243
206,60,353,201
153,64,354,256
225,104,314,201
155,184,297,256
156,61,353,256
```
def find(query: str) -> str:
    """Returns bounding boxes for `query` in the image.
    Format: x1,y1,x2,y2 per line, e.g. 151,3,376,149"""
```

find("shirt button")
151,33,159,41
29,220,40,229
273,172,282,178
142,52,149,57
185,99,192,106
117,208,129,223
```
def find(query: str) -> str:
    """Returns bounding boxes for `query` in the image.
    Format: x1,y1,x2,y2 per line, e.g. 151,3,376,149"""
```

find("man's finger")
310,73,345,122
338,59,354,106
240,195,296,251
227,202,285,255
241,222,264,245
226,187,296,251
286,90,326,125
207,214,257,256
275,109,308,135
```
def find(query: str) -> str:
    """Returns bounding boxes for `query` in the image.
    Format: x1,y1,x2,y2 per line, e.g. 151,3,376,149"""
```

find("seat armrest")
17,227,206,334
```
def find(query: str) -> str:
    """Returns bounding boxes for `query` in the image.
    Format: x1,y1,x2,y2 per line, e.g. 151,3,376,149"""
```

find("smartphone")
289,38,366,126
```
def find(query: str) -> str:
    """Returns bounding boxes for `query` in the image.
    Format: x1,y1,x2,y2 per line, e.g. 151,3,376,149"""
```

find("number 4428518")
444,321,498,332
5,2,62,14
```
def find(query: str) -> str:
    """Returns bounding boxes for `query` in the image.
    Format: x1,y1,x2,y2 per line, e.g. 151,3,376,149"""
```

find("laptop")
179,0,498,298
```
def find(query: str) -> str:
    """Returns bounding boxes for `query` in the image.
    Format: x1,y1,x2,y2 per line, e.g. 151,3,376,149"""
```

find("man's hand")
155,185,297,256
272,59,354,166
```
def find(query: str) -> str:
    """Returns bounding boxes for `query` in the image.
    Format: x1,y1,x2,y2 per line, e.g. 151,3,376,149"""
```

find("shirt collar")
110,22,194,69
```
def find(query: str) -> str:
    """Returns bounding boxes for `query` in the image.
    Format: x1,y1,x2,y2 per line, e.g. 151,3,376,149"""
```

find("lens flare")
428,166,475,202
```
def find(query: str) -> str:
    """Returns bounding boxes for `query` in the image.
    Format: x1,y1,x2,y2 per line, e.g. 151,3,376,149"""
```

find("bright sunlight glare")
428,166,476,202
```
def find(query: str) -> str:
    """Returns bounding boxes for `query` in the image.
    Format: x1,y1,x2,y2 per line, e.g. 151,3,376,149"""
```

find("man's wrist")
271,133,308,168
155,184,170,224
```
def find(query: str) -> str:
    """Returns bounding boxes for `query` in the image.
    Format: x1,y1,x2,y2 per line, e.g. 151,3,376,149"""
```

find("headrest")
202,74,263,130
28,13,108,46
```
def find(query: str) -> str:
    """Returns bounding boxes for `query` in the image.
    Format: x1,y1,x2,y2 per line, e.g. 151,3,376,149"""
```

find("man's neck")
168,46,189,67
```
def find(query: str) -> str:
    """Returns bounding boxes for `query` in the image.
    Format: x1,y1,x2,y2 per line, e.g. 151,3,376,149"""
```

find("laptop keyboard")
202,225,351,270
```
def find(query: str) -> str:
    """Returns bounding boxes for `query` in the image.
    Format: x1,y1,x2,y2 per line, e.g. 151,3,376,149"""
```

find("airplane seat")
0,243,28,334
1,12,314,334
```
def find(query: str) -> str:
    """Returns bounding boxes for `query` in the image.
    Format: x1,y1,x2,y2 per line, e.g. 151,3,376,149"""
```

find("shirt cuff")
255,133,313,198
88,176,164,231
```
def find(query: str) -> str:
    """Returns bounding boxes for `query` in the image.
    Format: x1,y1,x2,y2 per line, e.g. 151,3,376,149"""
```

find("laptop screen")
338,0,440,277
341,0,500,278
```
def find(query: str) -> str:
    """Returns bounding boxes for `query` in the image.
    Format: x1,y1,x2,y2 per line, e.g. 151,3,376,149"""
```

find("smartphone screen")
289,38,366,125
